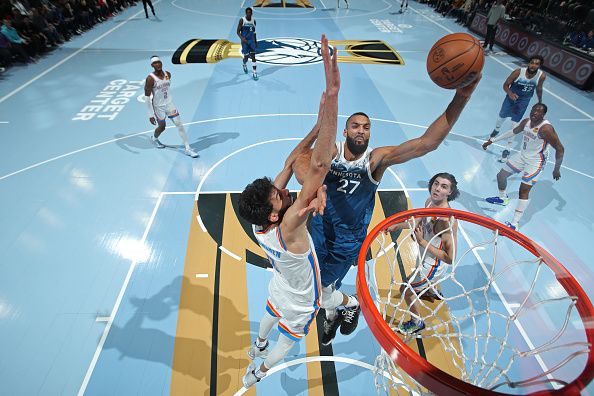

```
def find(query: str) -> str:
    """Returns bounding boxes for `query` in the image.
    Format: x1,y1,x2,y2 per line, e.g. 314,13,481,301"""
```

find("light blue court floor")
1,0,593,395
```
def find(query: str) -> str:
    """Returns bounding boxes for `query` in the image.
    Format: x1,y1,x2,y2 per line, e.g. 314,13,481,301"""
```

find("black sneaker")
490,129,499,138
340,303,361,335
321,312,342,346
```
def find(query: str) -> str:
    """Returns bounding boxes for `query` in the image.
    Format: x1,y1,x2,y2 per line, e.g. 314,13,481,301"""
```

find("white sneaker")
242,363,264,389
247,340,269,359
151,135,165,148
184,147,198,158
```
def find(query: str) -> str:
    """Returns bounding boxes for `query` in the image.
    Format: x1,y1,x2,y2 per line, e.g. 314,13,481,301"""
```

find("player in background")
483,103,564,230
237,7,258,81
385,173,459,335
489,55,546,162
144,56,198,158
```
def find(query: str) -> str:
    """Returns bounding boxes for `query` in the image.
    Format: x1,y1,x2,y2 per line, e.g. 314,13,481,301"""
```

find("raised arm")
370,74,481,177
540,124,564,180
281,35,339,235
273,92,327,189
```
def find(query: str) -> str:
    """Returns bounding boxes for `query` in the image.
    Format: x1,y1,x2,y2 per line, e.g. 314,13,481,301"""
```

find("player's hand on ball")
456,72,482,98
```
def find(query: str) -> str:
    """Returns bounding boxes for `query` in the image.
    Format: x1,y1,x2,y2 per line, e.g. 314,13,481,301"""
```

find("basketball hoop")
357,208,594,395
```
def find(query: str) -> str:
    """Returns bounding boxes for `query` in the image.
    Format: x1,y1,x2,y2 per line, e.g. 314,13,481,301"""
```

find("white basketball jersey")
421,202,446,267
521,119,550,160
253,224,321,311
150,72,172,107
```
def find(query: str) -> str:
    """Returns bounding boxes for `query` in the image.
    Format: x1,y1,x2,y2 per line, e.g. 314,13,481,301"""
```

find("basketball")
426,33,484,89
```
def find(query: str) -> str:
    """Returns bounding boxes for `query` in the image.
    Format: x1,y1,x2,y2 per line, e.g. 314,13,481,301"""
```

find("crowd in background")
418,0,594,53
0,0,140,72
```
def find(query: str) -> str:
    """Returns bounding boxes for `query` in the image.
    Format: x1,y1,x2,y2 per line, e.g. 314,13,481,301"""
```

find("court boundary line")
2,114,592,182
0,0,162,105
408,5,594,121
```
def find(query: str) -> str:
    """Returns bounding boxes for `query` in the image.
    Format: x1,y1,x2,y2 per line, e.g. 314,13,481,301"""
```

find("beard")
346,135,369,156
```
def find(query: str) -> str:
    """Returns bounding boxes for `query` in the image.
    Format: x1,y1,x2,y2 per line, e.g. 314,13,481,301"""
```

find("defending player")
489,55,546,162
237,7,258,81
144,56,198,158
237,35,357,389
483,103,564,230
290,75,481,345
385,173,460,335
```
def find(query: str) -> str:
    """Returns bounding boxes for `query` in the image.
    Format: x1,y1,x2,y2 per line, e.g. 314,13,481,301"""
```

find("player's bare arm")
290,93,337,185
414,220,457,264
536,73,546,103
504,69,520,101
369,74,481,181
281,35,339,253
237,19,245,43
144,75,156,125
483,118,527,150
539,124,564,180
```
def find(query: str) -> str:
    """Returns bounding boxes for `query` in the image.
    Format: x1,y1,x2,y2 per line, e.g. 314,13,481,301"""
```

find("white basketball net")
364,214,591,395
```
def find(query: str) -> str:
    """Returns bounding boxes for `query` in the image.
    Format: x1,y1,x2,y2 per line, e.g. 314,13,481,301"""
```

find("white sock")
344,295,359,309
506,122,517,149
263,335,295,369
255,338,267,348
494,117,506,132
326,308,338,321
499,189,508,199
254,368,267,379
512,199,529,224
252,60,257,73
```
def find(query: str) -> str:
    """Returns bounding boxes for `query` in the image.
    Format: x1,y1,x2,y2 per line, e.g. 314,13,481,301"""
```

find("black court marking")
197,194,226,395
316,309,340,395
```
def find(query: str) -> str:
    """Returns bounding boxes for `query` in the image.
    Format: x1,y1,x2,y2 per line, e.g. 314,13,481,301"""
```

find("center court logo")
172,37,404,66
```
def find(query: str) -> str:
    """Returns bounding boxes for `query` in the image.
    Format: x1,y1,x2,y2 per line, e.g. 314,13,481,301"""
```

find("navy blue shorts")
241,39,256,56
310,216,366,289
499,96,531,122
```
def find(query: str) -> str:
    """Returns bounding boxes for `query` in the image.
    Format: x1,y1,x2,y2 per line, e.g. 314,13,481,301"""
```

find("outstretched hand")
298,185,327,217
321,35,340,97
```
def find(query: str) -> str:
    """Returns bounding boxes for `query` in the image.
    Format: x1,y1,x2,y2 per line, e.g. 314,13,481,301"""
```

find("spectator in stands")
483,0,506,52
580,29,594,50
0,17,32,63
0,32,12,69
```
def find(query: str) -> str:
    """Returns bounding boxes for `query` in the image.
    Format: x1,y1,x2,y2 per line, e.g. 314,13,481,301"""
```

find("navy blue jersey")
240,16,256,41
321,141,379,232
510,67,542,100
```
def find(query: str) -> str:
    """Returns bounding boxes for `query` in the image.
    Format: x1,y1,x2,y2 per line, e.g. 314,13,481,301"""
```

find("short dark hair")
533,102,548,114
238,177,274,226
428,172,459,201
529,55,544,64
345,112,370,129
246,7,253,12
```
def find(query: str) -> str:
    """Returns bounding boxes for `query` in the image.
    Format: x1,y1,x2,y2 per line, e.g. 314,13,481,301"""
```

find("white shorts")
406,255,448,293
152,102,179,123
503,152,547,186
266,295,319,342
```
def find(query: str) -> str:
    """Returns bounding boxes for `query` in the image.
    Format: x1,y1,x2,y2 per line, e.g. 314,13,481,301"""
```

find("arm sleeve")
145,96,153,117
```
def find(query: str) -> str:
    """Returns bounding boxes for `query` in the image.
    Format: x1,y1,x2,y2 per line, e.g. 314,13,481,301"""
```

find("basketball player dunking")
289,75,481,346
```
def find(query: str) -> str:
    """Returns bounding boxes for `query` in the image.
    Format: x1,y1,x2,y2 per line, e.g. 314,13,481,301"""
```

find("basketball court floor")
0,0,593,395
